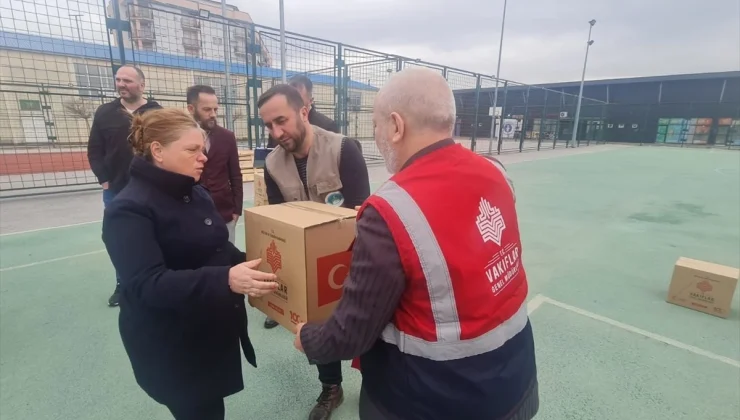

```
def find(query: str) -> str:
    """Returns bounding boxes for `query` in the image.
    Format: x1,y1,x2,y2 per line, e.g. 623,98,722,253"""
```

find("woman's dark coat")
102,157,254,407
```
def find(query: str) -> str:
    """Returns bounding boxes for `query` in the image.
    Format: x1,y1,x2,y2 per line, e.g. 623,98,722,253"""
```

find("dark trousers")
358,380,539,420
317,361,342,385
359,386,399,420
166,399,225,420
102,189,121,286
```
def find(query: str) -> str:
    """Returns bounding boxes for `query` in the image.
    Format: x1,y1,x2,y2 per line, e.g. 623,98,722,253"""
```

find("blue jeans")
102,189,116,207
103,189,121,286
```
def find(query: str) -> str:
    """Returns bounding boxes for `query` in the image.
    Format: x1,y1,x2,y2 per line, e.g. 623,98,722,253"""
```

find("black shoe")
108,285,121,307
308,384,344,420
264,317,279,329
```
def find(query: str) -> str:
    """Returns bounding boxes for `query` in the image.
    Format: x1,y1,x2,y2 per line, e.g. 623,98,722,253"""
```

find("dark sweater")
87,98,162,193
199,125,244,222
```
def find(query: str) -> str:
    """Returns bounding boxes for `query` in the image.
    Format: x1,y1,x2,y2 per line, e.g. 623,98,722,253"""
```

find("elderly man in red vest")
293,67,539,420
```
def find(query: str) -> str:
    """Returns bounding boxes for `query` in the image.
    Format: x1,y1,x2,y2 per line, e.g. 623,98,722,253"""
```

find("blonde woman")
102,108,277,420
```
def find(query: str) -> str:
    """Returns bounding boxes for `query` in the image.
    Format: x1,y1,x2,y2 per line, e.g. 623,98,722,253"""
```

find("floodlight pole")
221,0,233,131
279,0,287,83
570,19,596,148
487,0,507,155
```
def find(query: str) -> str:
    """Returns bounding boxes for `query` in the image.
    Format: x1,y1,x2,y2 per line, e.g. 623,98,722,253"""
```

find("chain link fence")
1,1,737,192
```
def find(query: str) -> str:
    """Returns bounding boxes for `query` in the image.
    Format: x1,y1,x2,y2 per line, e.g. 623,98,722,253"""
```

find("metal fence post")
538,89,547,150
554,91,563,149
497,81,508,154
109,0,128,65
341,63,349,136
248,24,260,147
334,44,344,127
471,74,481,152
220,2,233,131
519,86,531,152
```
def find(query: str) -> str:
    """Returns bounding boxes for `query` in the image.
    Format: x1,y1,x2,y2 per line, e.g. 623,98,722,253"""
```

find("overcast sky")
237,0,740,84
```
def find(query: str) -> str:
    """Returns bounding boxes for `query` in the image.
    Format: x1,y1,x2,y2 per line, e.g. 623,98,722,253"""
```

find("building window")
74,63,114,97
18,99,42,112
193,75,237,99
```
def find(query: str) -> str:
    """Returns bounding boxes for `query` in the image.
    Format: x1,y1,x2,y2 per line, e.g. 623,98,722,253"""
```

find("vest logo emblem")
325,191,345,207
476,197,506,246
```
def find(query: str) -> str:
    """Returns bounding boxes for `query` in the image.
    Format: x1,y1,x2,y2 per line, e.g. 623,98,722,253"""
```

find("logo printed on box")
290,310,303,325
696,280,712,293
316,251,352,307
266,240,282,273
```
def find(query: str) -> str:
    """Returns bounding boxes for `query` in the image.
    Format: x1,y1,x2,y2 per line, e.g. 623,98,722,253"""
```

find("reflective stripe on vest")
485,157,515,199
375,180,528,361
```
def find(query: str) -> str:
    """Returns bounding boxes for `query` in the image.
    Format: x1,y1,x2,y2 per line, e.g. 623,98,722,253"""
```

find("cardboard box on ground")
251,148,271,207
666,257,739,318
253,170,268,207
244,202,356,332
238,150,256,182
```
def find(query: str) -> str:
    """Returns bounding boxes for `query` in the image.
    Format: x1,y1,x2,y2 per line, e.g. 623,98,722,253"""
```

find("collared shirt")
300,138,456,364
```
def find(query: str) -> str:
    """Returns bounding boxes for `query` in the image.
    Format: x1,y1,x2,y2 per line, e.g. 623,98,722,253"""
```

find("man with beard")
87,64,162,307
186,85,243,244
258,84,370,420
266,75,362,155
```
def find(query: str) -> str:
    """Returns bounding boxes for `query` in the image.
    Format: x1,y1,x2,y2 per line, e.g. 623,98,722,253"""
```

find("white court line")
0,220,102,237
0,221,248,272
714,167,739,175
527,294,547,315
539,296,740,369
497,144,625,166
0,250,106,272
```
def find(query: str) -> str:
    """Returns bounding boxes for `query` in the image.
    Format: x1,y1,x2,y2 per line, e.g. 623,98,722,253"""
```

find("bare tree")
63,98,93,131
231,108,246,126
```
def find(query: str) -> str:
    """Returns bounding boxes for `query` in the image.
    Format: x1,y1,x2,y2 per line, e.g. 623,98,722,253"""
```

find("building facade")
110,0,272,66
454,72,740,146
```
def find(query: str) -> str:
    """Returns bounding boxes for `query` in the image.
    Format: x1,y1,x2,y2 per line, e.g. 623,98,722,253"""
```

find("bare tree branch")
63,98,93,131
231,108,246,124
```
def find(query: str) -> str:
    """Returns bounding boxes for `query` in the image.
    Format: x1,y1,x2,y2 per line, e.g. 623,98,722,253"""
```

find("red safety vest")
357,142,528,364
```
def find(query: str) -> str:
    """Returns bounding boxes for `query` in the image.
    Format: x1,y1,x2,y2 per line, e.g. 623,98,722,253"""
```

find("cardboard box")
244,202,356,332
253,170,268,207
666,257,739,318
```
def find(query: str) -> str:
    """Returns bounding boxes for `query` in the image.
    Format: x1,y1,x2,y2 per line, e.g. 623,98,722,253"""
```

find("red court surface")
0,152,90,175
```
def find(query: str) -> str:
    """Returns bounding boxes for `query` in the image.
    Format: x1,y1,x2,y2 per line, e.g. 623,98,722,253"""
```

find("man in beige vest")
257,84,370,420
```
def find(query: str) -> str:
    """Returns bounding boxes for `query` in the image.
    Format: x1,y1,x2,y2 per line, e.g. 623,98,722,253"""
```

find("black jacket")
307,106,340,133
102,157,255,407
87,99,162,193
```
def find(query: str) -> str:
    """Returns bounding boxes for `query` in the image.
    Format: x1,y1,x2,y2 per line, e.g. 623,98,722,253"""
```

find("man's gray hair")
375,67,457,134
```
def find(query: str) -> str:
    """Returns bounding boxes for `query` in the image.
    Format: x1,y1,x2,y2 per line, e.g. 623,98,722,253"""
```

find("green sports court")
1,145,738,420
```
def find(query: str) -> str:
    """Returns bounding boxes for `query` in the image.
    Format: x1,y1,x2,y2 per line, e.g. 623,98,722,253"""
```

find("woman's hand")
228,258,278,297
